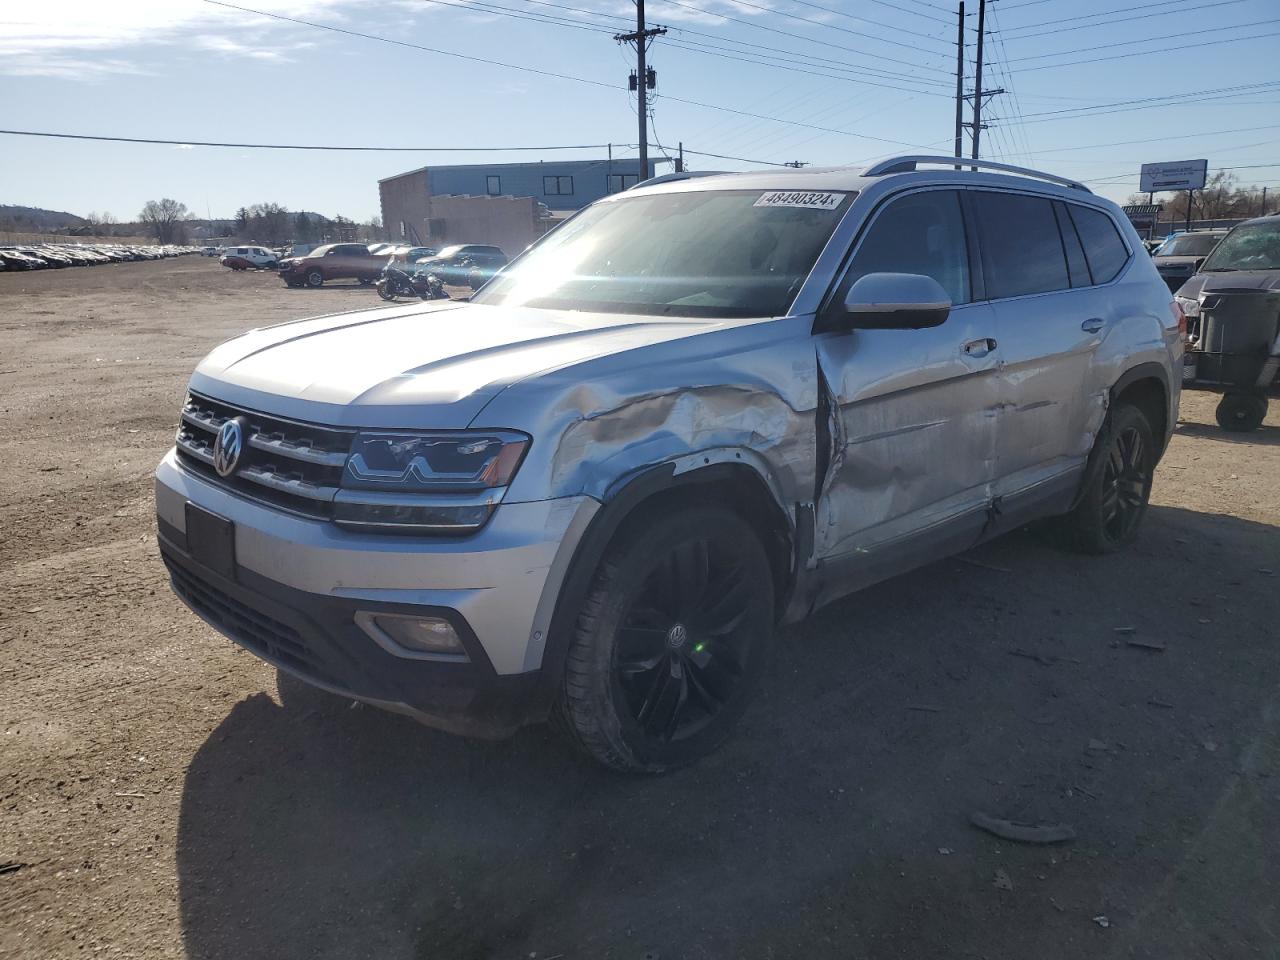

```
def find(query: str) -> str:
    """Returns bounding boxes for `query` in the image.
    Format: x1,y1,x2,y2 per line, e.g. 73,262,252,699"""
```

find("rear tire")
557,504,774,773
1215,394,1267,432
1060,403,1155,554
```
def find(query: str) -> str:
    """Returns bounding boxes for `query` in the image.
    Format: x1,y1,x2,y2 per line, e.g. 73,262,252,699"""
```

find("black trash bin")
1183,287,1280,431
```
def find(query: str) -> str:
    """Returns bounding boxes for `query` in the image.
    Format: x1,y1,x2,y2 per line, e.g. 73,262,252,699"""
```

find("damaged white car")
156,156,1182,771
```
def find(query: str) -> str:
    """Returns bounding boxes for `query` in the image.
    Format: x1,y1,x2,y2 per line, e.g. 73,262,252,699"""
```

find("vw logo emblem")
665,623,689,650
212,417,246,478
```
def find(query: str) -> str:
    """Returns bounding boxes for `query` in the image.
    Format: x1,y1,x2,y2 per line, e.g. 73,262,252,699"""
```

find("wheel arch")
1111,362,1171,456
528,455,797,720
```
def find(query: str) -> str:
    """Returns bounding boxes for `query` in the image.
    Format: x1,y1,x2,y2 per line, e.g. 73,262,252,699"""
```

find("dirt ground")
1,256,1277,960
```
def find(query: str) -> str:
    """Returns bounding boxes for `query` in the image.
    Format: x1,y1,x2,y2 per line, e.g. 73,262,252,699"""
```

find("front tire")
1215,394,1267,432
557,504,774,773
376,279,396,301
1061,403,1155,554
305,269,324,288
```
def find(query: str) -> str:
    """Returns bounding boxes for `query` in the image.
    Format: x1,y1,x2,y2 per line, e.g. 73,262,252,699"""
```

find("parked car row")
0,242,196,271
276,242,508,291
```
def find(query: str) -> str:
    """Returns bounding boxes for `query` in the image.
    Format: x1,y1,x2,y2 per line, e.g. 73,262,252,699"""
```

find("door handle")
963,337,998,357
1081,317,1106,334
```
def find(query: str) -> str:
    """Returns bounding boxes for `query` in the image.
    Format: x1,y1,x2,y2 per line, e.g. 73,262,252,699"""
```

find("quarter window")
841,190,970,305
1053,201,1091,288
1068,204,1129,284
543,176,574,196
973,191,1069,299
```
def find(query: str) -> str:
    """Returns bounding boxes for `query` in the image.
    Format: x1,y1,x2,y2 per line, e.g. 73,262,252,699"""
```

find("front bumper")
155,449,599,737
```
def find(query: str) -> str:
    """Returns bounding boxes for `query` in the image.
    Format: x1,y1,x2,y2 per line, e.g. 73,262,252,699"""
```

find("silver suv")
156,157,1182,772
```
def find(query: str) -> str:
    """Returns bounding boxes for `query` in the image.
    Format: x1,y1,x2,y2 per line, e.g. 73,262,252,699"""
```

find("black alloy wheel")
615,537,754,744
1060,403,1155,554
1099,420,1151,544
558,505,774,772
305,269,324,288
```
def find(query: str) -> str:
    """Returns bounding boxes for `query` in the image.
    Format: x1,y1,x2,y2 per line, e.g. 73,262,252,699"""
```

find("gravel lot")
2,257,1278,960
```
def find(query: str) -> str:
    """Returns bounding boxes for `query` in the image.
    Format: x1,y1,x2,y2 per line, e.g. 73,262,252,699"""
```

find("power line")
0,129,623,151
989,81,1280,124
654,0,955,76
1005,17,1280,63
694,0,952,55
196,0,933,149
1017,28,1280,73
1033,124,1280,156
0,127,802,167
1000,0,1244,35
784,0,953,44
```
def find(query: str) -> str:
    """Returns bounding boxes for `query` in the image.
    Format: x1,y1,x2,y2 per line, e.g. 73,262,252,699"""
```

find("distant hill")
0,205,89,231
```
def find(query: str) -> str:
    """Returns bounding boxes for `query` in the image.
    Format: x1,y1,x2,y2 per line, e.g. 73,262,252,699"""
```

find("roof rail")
630,170,729,189
863,155,1091,193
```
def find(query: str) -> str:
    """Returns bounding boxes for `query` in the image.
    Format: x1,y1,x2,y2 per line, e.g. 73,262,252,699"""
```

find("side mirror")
827,272,952,331
1193,257,1206,272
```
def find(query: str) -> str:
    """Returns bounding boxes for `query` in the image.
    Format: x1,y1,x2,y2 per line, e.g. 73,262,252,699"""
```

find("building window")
486,175,501,196
543,175,574,196
608,174,639,193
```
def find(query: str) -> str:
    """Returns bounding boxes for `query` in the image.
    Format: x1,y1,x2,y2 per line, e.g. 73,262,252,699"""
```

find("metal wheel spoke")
618,653,665,676
636,656,687,741
1100,485,1120,522
684,661,724,711
689,566,749,633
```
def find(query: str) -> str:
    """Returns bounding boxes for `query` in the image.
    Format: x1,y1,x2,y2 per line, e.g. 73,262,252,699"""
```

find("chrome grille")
175,392,355,518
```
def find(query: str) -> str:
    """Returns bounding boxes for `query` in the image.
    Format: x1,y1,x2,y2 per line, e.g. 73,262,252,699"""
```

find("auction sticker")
754,191,845,210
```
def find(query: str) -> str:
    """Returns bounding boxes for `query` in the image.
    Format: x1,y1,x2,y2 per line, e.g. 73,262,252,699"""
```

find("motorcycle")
376,263,449,302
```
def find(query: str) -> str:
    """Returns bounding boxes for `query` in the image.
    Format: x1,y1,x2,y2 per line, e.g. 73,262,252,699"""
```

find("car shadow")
176,505,1280,960
1175,417,1280,447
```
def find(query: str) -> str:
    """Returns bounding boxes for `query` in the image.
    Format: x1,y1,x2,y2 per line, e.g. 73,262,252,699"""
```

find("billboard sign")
1140,159,1208,193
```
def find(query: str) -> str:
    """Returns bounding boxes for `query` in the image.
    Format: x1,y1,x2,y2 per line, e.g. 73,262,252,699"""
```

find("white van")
219,246,278,270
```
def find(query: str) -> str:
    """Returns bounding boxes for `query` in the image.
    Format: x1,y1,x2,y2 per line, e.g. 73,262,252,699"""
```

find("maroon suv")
278,243,389,288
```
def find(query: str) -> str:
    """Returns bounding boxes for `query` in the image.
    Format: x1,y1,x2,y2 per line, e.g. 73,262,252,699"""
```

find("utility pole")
954,1,964,166
615,1,665,182
971,0,986,160
959,0,1002,163
676,141,684,173
1261,186,1268,216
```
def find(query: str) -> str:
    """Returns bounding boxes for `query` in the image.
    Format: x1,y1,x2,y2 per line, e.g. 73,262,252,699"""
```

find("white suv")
157,157,1182,771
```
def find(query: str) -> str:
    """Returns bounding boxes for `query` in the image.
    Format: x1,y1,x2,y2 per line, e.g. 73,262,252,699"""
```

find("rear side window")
842,190,971,305
972,191,1068,299
1053,201,1091,288
1067,205,1129,284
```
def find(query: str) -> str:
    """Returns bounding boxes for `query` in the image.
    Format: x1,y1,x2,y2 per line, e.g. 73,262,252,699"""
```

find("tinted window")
1053,201,1091,288
841,190,970,305
1068,205,1129,284
973,192,1068,298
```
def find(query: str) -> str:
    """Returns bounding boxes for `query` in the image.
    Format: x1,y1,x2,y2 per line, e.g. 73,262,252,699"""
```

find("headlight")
334,430,529,533
1175,295,1200,318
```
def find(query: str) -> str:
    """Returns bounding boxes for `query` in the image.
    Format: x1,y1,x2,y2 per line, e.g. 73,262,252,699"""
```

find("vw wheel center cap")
212,417,246,478
666,623,689,650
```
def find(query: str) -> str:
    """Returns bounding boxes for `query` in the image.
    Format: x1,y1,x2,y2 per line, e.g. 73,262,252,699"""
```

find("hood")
1176,269,1280,299
189,300,726,428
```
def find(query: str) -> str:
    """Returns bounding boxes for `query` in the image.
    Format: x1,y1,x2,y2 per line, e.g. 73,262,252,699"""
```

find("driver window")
840,190,970,305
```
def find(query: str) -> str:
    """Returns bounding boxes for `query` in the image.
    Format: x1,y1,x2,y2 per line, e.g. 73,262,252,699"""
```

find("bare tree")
86,211,117,236
139,198,190,244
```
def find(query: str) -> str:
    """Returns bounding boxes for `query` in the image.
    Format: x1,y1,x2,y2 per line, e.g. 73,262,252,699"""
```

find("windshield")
1201,221,1280,272
432,245,464,259
471,189,854,318
1156,233,1222,257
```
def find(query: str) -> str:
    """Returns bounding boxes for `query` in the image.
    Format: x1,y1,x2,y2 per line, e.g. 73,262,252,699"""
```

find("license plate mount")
185,502,236,580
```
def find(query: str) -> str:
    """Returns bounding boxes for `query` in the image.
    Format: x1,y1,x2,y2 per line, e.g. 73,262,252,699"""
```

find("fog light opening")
356,611,469,661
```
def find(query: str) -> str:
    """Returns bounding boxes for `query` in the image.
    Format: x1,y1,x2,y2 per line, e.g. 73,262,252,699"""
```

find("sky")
1,0,1278,222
